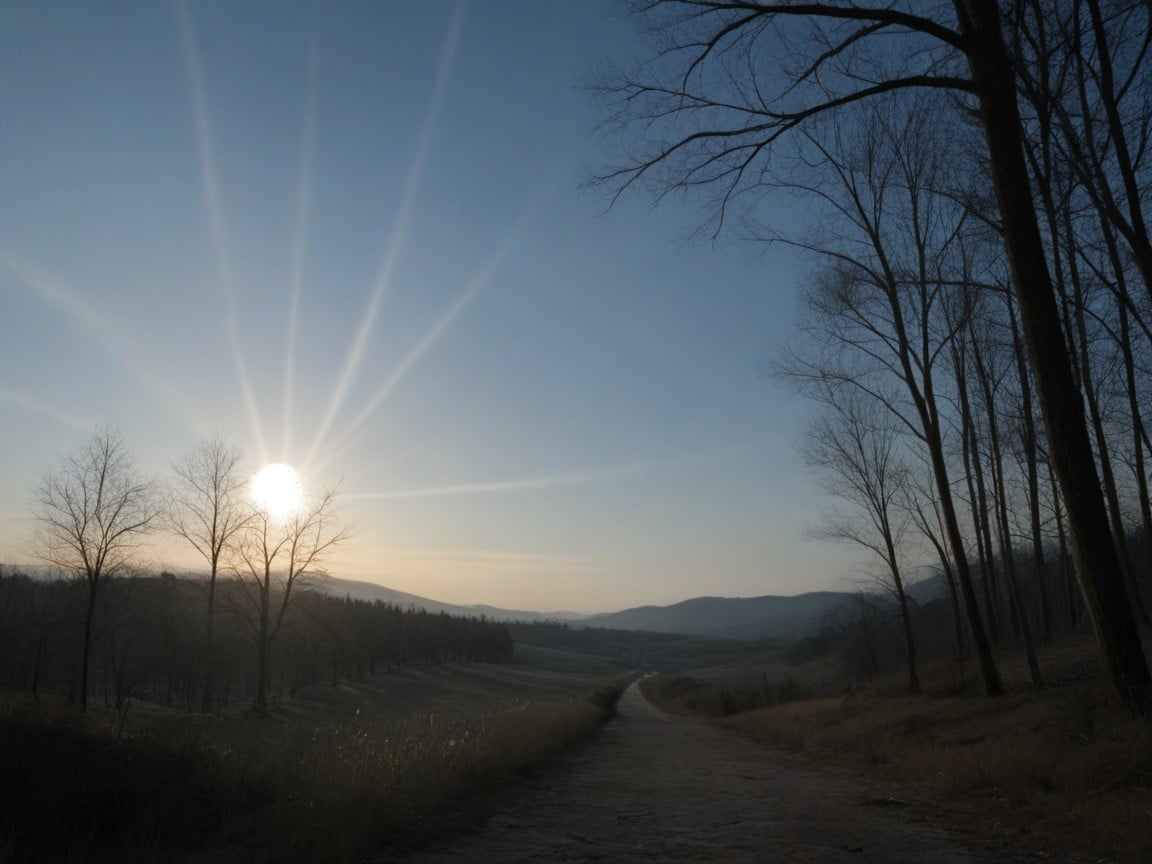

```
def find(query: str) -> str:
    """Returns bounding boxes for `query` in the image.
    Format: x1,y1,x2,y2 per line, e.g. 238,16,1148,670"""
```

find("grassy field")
1,651,631,864
641,633,1152,862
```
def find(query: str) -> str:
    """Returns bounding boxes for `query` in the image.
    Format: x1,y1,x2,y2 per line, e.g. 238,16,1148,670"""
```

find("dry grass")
0,670,630,863
691,643,1152,863
640,672,815,717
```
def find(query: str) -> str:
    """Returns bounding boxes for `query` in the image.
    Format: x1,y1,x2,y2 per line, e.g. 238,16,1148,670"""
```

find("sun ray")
176,0,269,464
316,185,547,465
320,275,482,462
0,387,93,432
282,40,320,459
4,260,201,430
344,462,661,502
343,446,750,504
305,0,467,463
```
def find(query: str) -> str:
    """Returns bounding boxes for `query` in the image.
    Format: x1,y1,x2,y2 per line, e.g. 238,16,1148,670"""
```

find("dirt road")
400,683,1089,863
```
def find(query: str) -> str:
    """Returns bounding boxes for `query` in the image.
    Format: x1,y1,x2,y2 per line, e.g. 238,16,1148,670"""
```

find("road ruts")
396,682,1080,863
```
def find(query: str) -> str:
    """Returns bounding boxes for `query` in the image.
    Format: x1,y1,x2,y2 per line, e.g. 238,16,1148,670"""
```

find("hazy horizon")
0,0,860,612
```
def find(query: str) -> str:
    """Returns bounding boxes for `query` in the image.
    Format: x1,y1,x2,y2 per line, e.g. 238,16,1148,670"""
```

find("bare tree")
167,434,249,711
773,95,1003,696
231,486,349,711
597,0,1150,712
804,386,922,694
33,428,158,709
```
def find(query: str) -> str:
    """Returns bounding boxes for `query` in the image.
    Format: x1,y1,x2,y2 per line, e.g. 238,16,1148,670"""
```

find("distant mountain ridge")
579,592,853,641
318,578,863,639
319,578,869,640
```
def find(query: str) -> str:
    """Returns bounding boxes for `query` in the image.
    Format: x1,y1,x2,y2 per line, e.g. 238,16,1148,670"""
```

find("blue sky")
0,0,857,612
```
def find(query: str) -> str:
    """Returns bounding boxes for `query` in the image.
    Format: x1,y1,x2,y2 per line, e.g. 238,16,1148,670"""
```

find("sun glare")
251,463,304,520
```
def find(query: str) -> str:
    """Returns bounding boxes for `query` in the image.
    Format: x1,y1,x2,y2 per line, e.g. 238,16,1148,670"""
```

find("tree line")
0,567,514,712
598,1,1152,709
10,428,512,713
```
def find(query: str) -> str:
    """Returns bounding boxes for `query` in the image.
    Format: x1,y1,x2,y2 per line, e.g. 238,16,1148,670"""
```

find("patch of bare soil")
397,683,1103,863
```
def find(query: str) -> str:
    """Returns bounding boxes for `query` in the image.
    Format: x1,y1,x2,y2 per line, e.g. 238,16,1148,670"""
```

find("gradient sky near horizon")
0,0,860,613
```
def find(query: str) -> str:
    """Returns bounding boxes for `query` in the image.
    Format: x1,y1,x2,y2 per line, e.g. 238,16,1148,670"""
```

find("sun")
251,463,304,520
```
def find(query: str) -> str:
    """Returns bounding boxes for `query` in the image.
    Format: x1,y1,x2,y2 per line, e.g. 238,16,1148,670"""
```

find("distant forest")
0,567,513,712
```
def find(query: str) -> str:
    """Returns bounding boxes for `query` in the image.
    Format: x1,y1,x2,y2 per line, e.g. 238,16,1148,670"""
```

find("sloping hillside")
319,576,587,622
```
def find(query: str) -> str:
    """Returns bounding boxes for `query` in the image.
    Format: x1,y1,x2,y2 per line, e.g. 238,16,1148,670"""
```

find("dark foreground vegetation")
0,665,629,863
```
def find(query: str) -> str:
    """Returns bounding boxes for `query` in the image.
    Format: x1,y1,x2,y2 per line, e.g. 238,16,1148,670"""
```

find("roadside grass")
0,665,631,863
643,635,1152,862
640,671,815,717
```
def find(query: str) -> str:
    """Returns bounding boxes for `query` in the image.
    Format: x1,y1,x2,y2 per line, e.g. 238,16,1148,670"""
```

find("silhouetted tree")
33,428,158,709
167,434,249,711
803,387,921,694
231,487,349,711
597,0,1150,711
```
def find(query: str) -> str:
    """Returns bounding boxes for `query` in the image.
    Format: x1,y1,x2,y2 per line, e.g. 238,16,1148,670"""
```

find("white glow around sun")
251,463,304,520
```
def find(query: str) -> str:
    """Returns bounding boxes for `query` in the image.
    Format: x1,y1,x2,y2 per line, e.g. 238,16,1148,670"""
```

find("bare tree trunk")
958,0,1150,711
1062,207,1150,629
884,534,920,695
971,329,1044,688
1098,208,1152,626
913,494,966,659
203,571,217,713
256,571,271,712
1080,0,1152,305
957,329,1003,641
1007,295,1052,642
1046,459,1078,631
79,583,97,711
925,425,1002,694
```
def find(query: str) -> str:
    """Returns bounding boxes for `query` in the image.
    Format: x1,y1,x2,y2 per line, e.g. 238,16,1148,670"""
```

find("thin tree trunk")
1097,206,1152,626
1063,206,1148,625
971,331,1044,688
884,531,920,695
1007,295,1051,642
1046,458,1078,631
1081,0,1152,305
79,582,98,711
956,346,1003,642
203,566,217,713
256,570,271,712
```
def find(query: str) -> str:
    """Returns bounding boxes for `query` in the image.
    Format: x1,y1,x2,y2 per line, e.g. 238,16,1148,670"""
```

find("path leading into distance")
398,682,1087,864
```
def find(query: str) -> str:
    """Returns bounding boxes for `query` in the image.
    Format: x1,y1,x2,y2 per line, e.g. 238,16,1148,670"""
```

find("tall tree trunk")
79,582,97,712
1007,294,1052,641
1081,0,1152,305
957,0,1150,711
922,502,966,657
956,347,1003,641
1047,459,1078,631
971,331,1044,688
256,570,271,712
1098,207,1152,626
203,565,218,713
925,421,1002,694
1063,207,1148,626
885,533,920,695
